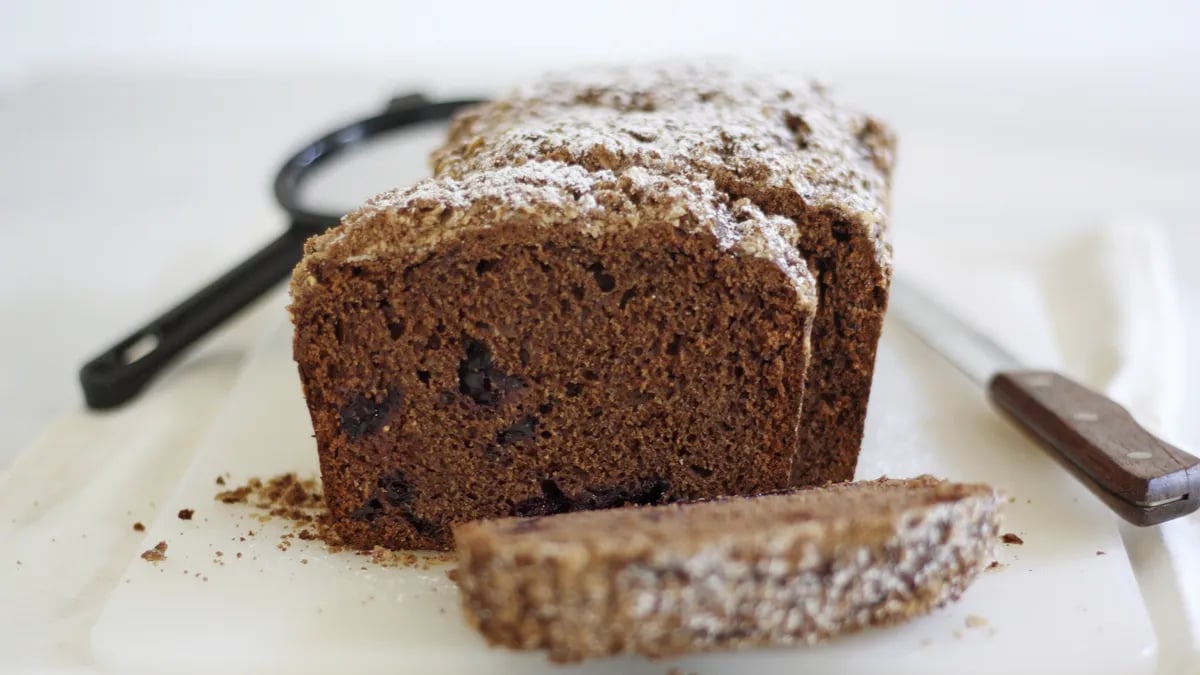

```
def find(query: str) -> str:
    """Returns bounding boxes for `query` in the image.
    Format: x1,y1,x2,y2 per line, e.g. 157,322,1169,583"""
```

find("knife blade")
890,275,1200,526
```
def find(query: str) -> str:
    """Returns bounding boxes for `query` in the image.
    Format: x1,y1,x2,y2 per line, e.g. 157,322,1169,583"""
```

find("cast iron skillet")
79,94,483,409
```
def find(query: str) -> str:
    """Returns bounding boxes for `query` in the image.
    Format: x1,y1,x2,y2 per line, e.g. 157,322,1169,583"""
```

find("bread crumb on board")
965,615,988,629
210,473,453,570
140,541,168,562
1000,532,1024,545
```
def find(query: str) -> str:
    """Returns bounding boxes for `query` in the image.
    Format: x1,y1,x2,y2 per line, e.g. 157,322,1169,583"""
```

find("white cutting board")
90,271,1156,674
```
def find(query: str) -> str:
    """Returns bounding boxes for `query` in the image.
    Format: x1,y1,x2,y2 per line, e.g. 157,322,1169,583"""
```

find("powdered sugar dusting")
435,61,893,234
292,159,816,302
291,62,894,307
367,161,602,214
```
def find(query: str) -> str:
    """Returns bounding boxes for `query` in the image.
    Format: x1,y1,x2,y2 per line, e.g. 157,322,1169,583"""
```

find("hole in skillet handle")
122,332,161,365
78,94,487,410
79,329,167,411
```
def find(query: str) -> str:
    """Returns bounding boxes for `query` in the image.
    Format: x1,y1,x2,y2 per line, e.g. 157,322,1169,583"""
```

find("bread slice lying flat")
453,476,1002,662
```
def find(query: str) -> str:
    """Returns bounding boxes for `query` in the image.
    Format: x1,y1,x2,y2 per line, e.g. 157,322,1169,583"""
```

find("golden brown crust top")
433,62,895,237
290,161,816,309
291,62,895,317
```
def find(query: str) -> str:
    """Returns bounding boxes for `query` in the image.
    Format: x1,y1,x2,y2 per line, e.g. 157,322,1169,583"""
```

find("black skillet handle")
79,228,310,409
80,93,483,409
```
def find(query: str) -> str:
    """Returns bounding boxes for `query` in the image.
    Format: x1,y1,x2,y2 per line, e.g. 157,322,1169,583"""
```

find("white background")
1,0,1199,463
3,0,1200,81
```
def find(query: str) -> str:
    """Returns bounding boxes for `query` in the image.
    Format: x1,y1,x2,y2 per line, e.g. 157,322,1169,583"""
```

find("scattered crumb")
132,522,145,532
986,561,1004,571
215,475,226,486
236,552,242,559
1001,533,1024,545
216,474,323,522
177,509,194,520
141,541,168,562
1096,550,1106,556
215,551,223,557
216,479,259,504
354,547,455,570
965,615,988,629
215,473,447,570
301,558,309,565
15,560,21,566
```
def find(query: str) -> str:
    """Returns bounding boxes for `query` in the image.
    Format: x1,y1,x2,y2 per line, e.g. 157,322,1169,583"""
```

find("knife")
889,276,1200,525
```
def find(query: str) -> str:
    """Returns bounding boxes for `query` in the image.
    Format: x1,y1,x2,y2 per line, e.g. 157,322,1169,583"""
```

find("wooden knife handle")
989,370,1200,526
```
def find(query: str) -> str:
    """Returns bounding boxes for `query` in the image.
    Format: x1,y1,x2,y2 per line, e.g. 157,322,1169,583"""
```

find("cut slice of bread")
453,476,1002,662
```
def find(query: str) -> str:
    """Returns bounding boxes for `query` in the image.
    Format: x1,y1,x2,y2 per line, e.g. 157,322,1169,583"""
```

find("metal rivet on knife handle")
988,370,1200,526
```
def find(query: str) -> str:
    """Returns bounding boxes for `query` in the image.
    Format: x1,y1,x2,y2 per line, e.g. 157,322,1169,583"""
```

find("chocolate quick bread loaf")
290,63,894,551
454,477,1002,662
